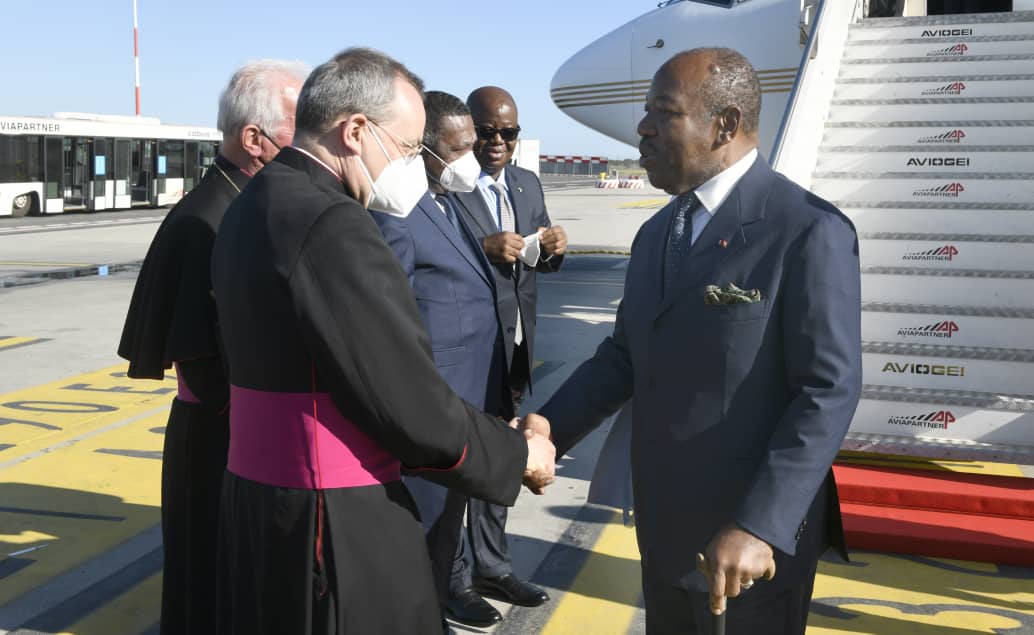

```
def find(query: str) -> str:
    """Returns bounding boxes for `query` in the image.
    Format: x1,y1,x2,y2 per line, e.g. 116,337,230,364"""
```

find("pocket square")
704,282,762,306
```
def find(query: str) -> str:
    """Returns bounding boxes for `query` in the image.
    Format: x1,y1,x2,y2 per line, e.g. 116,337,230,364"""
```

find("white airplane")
550,0,813,158
550,0,1030,158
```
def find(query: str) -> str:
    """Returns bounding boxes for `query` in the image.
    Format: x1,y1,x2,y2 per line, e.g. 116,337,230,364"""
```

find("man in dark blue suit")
372,91,512,630
451,86,564,611
539,48,863,634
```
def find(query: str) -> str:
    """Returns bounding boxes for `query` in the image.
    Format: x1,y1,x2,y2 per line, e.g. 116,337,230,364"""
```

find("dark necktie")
437,194,460,232
663,192,699,295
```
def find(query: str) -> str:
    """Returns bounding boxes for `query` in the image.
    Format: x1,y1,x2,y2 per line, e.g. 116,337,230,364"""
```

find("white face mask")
356,124,428,218
426,148,481,193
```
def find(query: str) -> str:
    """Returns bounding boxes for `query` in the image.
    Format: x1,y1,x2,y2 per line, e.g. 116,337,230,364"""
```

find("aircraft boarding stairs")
780,7,1034,566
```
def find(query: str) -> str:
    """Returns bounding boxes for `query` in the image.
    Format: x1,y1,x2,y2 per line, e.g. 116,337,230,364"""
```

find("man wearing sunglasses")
451,85,566,612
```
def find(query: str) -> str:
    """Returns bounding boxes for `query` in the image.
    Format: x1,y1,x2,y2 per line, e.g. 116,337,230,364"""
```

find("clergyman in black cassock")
210,48,549,634
117,60,305,635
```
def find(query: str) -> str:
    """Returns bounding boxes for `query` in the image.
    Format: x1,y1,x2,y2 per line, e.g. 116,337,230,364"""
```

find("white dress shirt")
689,148,758,246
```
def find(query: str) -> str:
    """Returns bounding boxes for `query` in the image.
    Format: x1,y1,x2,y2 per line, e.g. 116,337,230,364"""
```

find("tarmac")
1,177,1032,634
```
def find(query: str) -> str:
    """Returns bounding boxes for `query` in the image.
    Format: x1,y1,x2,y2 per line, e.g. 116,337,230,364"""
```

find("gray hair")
295,47,424,137
694,47,762,135
217,59,310,138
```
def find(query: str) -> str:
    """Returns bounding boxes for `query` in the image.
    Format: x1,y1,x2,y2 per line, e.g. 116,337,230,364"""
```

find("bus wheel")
12,194,31,217
11,193,40,217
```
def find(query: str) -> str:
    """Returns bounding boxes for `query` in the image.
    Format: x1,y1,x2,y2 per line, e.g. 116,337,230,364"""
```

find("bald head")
467,86,517,121
467,85,521,178
661,47,761,135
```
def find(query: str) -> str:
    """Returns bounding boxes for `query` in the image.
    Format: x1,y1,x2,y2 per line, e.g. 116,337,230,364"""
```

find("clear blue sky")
3,1,652,158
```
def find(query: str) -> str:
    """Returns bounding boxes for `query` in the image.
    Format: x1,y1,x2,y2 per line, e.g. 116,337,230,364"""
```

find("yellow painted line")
809,552,1034,634
0,261,94,267
0,409,166,605
619,198,668,209
0,336,46,351
837,451,1025,477
56,572,161,635
0,364,175,466
540,510,642,635
0,364,175,606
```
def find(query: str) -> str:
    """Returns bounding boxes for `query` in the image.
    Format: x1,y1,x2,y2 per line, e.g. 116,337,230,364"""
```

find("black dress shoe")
473,574,549,607
444,588,502,628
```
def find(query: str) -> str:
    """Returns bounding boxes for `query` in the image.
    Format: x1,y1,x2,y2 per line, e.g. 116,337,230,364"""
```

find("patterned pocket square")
704,282,762,306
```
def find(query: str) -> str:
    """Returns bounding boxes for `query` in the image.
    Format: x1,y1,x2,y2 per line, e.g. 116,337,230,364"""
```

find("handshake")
509,413,557,495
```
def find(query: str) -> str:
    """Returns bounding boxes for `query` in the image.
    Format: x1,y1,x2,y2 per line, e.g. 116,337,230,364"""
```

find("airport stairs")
805,10,1034,567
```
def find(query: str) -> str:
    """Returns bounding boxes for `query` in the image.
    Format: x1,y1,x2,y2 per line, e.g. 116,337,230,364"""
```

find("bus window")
132,139,154,204
184,141,199,191
63,138,90,209
0,135,42,183
45,137,62,201
93,138,109,198
199,141,216,173
115,139,131,198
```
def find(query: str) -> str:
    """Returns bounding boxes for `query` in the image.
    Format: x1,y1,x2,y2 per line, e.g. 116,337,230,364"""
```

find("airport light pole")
133,0,141,116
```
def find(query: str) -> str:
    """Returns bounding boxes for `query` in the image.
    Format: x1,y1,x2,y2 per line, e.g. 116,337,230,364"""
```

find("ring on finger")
741,579,754,590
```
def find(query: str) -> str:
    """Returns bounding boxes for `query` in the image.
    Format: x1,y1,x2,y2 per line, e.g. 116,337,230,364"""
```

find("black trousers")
160,398,229,635
641,560,819,635
404,475,468,606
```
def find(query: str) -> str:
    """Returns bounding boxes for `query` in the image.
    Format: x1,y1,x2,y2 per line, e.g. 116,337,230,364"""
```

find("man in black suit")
451,86,566,610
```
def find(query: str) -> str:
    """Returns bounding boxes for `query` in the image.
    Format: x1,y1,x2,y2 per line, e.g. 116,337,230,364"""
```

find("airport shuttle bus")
0,113,221,217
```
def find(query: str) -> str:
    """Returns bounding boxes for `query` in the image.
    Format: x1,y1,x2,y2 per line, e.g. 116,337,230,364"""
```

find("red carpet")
833,463,1034,566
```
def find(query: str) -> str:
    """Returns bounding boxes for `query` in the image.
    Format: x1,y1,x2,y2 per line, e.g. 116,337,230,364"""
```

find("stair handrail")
770,0,865,189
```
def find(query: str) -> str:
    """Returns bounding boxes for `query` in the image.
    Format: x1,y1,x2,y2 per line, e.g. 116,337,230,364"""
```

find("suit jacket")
452,165,563,386
211,147,527,504
372,192,509,417
540,156,862,593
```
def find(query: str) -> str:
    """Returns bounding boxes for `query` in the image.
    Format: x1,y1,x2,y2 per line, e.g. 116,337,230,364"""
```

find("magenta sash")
227,385,401,489
173,362,201,404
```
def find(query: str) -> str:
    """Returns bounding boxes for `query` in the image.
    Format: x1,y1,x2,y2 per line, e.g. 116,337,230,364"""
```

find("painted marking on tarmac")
0,364,172,610
0,262,93,268
618,198,667,209
538,509,642,635
0,216,165,236
0,336,50,353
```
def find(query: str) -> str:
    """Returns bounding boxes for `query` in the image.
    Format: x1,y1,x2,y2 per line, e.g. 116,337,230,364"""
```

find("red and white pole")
133,0,141,116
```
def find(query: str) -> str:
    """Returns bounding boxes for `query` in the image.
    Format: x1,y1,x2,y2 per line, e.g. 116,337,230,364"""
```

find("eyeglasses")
475,124,521,142
257,127,282,151
368,119,424,163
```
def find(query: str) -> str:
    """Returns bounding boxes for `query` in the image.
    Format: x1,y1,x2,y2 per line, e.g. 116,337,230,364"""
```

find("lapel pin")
719,239,729,248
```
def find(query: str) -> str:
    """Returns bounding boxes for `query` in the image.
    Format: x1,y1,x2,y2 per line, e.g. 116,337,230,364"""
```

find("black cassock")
211,147,528,634
118,154,249,635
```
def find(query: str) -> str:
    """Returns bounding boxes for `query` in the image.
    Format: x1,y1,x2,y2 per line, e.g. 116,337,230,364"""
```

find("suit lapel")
418,193,492,287
505,169,532,235
656,156,772,319
453,189,497,239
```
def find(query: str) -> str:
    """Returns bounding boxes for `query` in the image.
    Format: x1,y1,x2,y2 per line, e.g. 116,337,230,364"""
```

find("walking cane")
697,552,727,635
712,609,726,635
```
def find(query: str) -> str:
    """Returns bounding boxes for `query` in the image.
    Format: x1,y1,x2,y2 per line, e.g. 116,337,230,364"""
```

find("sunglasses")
476,125,521,142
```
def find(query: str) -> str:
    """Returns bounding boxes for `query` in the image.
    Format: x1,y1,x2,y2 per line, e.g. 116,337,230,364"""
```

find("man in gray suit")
539,48,862,634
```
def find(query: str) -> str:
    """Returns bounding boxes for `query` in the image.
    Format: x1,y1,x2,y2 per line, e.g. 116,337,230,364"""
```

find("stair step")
839,502,1034,567
834,77,1034,99
862,307,1034,350
863,352,1034,401
823,122,1034,147
843,38,1034,60
839,56,1034,78
862,271,1034,308
859,238,1034,272
827,97,1034,122
862,341,1034,362
860,384,1034,409
849,11,1034,40
834,464,1034,518
812,176,1032,206
816,150,1034,173
844,207,1034,235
